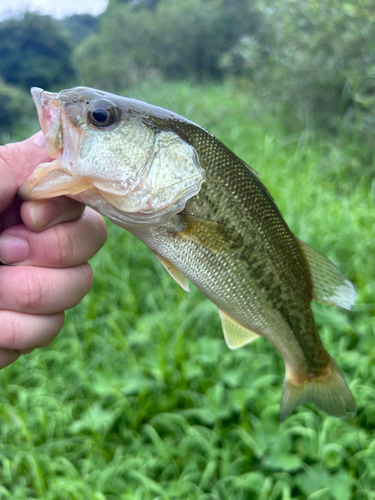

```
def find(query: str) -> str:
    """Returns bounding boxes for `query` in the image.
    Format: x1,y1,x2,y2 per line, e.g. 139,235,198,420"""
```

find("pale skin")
0,132,107,369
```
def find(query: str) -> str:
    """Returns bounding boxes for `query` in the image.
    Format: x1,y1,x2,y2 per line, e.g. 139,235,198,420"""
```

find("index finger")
0,133,51,214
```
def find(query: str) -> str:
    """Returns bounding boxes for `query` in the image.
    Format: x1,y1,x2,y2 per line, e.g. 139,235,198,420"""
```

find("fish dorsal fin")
297,239,356,310
153,251,190,292
168,213,243,254
218,309,261,350
242,160,260,178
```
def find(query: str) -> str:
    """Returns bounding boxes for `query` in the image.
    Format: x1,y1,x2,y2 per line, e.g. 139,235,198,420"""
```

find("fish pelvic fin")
152,251,190,292
297,239,356,310
280,357,356,422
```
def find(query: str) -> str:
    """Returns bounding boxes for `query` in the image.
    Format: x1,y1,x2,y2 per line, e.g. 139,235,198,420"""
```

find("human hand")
0,133,107,369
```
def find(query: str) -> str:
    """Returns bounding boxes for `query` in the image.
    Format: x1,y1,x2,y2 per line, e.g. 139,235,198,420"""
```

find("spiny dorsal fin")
242,160,260,178
218,309,261,350
168,213,243,254
298,239,356,310
153,251,190,292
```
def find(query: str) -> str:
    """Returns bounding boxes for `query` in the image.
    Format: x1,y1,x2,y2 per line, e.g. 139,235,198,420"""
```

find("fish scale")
19,86,357,421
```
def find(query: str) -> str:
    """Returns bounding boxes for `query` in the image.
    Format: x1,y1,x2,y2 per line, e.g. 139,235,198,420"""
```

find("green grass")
1,79,374,499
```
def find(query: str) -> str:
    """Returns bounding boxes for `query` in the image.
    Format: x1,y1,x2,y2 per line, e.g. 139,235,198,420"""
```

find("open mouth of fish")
31,87,64,159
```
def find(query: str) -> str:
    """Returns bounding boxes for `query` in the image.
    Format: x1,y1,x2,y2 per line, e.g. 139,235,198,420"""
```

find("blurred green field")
1,80,374,499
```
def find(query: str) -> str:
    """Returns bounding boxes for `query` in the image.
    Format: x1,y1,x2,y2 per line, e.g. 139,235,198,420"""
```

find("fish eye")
88,100,118,128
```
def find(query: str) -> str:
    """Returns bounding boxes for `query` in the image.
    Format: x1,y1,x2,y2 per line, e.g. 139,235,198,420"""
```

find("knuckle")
0,310,65,353
0,311,27,350
94,211,108,245
68,264,94,307
16,270,44,310
50,225,75,266
0,144,21,170
84,208,108,247
42,312,65,346
4,311,18,347
82,263,94,290
94,210,108,245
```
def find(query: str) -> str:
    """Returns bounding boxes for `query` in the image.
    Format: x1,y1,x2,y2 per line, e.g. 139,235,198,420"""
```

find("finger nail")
33,131,45,148
30,200,60,230
0,235,29,264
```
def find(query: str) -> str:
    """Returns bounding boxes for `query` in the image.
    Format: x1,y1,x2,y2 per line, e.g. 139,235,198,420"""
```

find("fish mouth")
19,88,75,201
31,87,63,159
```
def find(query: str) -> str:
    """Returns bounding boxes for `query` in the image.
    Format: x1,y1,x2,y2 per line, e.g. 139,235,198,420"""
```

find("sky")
0,0,108,20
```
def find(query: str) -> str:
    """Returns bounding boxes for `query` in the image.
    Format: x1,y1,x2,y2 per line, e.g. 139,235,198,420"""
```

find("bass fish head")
19,87,205,226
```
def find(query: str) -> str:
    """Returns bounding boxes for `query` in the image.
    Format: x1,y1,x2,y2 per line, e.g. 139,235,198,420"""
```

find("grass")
0,79,374,499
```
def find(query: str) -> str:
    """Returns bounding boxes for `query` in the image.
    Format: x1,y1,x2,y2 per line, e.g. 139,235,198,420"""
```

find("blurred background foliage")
0,1,374,499
1,0,375,146
0,0,373,142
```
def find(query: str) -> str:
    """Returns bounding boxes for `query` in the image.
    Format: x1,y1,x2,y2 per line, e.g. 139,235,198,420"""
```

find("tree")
76,0,265,87
0,78,34,136
59,14,101,46
0,12,75,91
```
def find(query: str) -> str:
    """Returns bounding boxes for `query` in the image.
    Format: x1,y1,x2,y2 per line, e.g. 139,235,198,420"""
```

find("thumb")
0,132,51,214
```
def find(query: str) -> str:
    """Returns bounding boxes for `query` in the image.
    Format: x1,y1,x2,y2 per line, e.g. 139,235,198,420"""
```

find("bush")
256,0,375,134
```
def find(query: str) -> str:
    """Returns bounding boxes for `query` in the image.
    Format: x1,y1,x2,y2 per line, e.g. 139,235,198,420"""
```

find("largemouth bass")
19,87,356,421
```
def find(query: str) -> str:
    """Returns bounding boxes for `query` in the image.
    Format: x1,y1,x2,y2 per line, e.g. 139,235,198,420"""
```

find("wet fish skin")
19,87,356,420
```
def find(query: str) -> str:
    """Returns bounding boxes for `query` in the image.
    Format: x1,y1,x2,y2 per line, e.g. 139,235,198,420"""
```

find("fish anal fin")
218,309,261,350
297,239,356,310
280,358,356,421
153,251,189,292
168,213,243,254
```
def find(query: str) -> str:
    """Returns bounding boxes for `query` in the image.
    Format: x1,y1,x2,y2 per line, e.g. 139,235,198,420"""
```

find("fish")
19,86,357,421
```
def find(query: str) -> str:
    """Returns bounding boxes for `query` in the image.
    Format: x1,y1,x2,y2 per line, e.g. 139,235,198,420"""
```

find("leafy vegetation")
0,79,374,499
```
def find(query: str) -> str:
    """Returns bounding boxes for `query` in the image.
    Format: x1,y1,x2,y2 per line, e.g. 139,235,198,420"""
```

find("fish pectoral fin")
153,251,190,292
169,213,243,254
18,159,91,200
218,309,261,350
298,239,356,310
280,358,356,422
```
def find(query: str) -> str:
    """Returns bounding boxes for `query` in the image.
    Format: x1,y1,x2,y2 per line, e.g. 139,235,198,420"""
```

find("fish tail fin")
280,357,356,422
